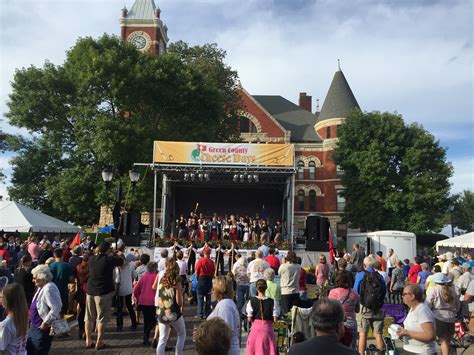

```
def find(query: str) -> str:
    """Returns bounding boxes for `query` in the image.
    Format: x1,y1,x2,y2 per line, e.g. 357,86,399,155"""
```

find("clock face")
131,35,147,50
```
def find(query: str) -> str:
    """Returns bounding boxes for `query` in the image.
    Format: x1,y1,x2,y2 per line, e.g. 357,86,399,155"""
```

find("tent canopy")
435,232,474,251
0,200,80,233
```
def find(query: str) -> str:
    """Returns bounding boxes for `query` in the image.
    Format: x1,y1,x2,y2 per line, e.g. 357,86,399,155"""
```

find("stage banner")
153,141,294,166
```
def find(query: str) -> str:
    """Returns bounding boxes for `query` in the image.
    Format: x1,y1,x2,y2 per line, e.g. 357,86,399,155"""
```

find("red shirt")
195,256,215,278
299,267,307,291
0,250,10,264
408,264,421,283
265,255,281,270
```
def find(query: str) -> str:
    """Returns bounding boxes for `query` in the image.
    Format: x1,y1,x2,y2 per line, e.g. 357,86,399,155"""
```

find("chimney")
121,6,128,18
155,8,161,18
299,92,312,112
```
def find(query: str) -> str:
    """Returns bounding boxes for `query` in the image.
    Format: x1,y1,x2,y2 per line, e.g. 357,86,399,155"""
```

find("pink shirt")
328,287,360,327
28,242,42,260
133,272,157,306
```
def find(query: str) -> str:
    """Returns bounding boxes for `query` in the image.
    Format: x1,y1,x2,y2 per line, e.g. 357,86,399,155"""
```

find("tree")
452,190,474,232
6,35,242,225
333,110,453,233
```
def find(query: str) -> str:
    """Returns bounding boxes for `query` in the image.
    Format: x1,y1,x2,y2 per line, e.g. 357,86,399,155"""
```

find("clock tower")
120,0,168,55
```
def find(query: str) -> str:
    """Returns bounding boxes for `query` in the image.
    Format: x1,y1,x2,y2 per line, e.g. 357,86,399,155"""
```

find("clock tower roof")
127,0,158,20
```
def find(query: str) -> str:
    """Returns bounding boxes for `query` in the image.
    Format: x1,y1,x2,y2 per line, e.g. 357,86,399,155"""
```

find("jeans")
197,292,211,318
249,282,257,297
157,316,186,355
116,294,137,330
26,327,53,355
141,305,157,340
280,293,300,315
236,284,249,314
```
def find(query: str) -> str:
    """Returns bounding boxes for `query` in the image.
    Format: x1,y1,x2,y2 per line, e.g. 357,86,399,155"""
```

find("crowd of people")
174,212,283,243
1,230,474,355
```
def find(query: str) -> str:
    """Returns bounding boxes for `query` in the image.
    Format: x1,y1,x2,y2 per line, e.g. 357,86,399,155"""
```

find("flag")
69,232,81,249
328,226,335,264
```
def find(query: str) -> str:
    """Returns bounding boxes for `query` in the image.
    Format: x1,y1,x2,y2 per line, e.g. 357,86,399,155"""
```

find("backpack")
360,270,384,311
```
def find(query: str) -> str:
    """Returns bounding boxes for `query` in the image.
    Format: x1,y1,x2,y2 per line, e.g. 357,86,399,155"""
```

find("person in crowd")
135,253,150,281
376,251,386,272
464,277,474,342
15,244,28,266
264,248,280,274
246,279,279,355
37,242,53,266
449,259,462,283
264,267,281,304
373,261,389,287
328,270,360,349
398,284,437,354
416,262,431,293
0,242,10,266
157,249,169,277
27,264,62,355
435,254,446,270
133,261,158,346
214,243,226,276
296,257,307,301
14,254,35,305
232,253,250,315
456,262,473,298
258,238,270,258
194,247,215,319
351,244,365,271
227,242,238,272
84,242,124,350
278,251,300,315
289,298,358,355
385,248,399,277
207,275,240,355
390,260,406,304
68,246,83,271
194,317,232,355
315,254,330,287
442,252,454,275
408,257,422,284
156,259,186,355
247,250,270,297
353,256,386,354
75,252,89,340
425,272,460,355
402,258,411,277
175,250,188,296
425,264,441,295
0,283,28,355
51,236,60,249
49,248,74,318
114,243,137,332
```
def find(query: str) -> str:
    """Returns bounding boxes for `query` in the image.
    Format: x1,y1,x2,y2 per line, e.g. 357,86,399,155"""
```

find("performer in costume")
227,242,238,273
273,220,282,243
209,216,221,241
222,220,230,240
187,241,197,275
251,219,260,242
177,215,188,239
229,221,239,242
214,243,225,276
200,217,209,242
190,217,200,240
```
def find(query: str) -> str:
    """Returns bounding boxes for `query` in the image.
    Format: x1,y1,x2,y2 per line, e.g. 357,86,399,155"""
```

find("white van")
346,230,417,261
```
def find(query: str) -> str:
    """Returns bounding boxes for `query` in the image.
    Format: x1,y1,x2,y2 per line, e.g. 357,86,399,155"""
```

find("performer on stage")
260,219,271,243
251,219,260,242
209,216,221,241
227,242,238,273
214,243,225,276
200,217,209,241
273,220,282,243
229,220,239,242
190,217,200,240
222,220,230,240
177,215,188,239
187,241,197,275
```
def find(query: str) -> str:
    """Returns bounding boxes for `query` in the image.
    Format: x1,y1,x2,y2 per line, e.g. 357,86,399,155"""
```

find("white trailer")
346,230,417,261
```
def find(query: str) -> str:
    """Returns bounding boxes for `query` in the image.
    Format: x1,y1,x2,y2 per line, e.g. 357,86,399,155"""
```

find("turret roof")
127,0,157,20
318,70,359,121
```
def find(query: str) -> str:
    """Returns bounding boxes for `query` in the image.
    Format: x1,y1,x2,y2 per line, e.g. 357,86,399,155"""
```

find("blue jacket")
353,268,386,298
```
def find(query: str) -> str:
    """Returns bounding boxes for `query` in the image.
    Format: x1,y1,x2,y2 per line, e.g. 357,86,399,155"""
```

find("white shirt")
0,317,26,355
377,270,390,286
208,299,240,355
114,262,136,296
403,303,437,354
246,296,280,318
247,258,270,283
177,259,188,276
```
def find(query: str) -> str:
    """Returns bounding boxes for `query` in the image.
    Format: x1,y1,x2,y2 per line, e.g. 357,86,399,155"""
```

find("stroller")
449,315,471,355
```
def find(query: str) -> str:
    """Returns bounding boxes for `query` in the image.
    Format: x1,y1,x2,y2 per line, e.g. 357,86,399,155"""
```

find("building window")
298,189,305,210
336,124,342,135
336,165,344,178
308,161,316,180
326,126,331,138
336,189,345,211
239,116,257,133
309,190,316,211
297,161,305,180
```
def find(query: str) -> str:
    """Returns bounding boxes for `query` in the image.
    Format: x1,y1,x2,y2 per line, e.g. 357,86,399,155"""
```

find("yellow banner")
153,141,294,167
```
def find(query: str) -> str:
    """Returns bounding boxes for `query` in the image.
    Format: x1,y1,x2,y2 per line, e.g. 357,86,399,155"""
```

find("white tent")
435,232,474,251
0,200,80,233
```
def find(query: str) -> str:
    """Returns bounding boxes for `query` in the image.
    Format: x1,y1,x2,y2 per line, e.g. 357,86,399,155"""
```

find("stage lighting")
253,174,259,182
233,174,238,182
204,173,210,181
198,173,204,181
184,173,189,181
190,173,195,181
239,174,245,183
247,174,252,182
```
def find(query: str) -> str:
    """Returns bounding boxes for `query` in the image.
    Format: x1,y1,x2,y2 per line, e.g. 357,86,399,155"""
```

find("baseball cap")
204,247,212,255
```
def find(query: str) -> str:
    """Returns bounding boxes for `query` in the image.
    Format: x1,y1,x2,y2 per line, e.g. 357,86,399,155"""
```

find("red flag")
328,227,335,264
69,232,81,249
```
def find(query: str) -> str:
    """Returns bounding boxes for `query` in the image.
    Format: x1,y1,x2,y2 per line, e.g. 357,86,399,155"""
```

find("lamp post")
448,204,455,238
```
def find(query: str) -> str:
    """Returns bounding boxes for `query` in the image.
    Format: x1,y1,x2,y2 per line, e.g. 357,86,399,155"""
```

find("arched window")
298,189,305,210
239,116,257,133
309,190,316,211
336,189,346,211
297,161,305,180
308,161,316,180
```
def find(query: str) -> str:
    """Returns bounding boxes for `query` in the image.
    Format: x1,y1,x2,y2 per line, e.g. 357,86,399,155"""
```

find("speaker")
306,240,328,252
305,216,320,240
128,212,141,236
123,234,140,246
319,217,329,241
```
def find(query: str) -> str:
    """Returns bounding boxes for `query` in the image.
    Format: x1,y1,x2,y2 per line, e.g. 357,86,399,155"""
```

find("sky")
0,0,473,201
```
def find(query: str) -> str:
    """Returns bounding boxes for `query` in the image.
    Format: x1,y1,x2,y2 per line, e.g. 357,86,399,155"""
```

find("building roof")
318,70,359,121
127,0,158,20
252,95,322,143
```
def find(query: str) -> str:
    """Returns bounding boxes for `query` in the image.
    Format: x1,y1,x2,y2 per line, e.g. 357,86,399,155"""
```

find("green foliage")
333,110,452,233
6,35,242,225
452,190,474,232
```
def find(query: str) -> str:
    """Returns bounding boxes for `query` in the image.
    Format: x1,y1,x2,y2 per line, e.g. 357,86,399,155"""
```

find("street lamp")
101,168,113,188
448,204,455,238
129,169,140,188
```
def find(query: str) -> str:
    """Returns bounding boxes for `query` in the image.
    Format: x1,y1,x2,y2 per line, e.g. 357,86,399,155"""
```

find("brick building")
120,0,360,237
